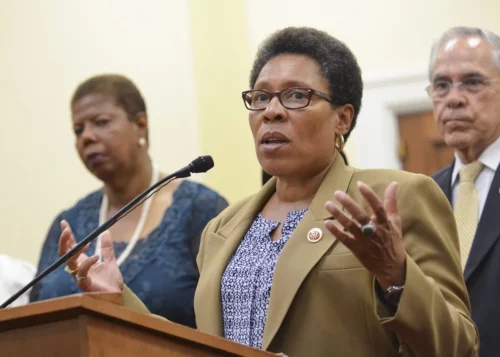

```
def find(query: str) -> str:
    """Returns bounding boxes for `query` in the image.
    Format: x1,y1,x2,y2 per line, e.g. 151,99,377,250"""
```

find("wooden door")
398,111,455,175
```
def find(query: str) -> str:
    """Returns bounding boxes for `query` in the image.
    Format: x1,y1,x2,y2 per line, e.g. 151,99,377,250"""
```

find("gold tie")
454,161,483,270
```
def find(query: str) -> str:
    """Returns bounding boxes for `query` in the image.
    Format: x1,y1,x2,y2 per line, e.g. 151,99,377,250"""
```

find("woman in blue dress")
29,74,228,328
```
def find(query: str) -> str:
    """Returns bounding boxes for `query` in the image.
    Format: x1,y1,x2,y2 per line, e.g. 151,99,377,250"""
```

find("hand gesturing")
58,220,124,293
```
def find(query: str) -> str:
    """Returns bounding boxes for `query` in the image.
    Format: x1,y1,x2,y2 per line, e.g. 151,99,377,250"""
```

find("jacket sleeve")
122,285,152,315
196,217,217,273
374,175,479,356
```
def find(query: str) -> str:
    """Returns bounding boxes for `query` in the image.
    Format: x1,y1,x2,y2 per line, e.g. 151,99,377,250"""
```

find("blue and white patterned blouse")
221,209,308,349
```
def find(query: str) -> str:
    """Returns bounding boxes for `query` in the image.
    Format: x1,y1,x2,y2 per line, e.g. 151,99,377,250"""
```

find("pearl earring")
138,137,146,147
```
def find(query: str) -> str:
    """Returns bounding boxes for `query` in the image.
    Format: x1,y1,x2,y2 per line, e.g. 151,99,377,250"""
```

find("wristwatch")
384,285,405,307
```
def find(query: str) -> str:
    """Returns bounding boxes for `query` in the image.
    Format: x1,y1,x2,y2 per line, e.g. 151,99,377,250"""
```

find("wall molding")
348,71,433,170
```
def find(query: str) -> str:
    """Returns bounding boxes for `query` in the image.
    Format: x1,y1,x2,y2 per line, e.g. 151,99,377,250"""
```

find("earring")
335,134,345,152
138,137,146,147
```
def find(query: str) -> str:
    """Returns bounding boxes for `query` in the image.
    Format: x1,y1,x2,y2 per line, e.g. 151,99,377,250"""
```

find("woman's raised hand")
58,220,124,293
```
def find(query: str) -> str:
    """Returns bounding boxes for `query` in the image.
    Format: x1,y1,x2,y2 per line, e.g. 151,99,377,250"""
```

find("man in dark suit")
429,26,500,357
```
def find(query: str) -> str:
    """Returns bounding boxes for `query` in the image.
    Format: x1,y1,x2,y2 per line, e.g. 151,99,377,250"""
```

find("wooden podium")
0,294,275,356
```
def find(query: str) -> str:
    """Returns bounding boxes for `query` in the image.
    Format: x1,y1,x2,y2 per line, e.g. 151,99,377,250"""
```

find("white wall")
355,74,432,169
0,0,200,264
245,0,500,76
244,0,500,167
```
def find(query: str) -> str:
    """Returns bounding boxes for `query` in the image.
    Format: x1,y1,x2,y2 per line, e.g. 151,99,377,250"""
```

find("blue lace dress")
29,180,228,328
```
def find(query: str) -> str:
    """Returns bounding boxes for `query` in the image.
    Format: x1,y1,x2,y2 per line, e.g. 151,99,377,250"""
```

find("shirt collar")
451,136,500,186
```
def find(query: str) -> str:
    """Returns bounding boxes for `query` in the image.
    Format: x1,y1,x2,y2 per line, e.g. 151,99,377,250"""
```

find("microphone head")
189,155,214,173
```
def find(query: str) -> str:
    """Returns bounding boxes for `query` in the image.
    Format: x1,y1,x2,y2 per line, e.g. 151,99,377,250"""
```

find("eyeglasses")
426,77,500,101
242,87,333,111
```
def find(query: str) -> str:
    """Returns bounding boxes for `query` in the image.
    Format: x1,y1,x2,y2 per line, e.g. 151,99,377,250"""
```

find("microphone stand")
1,163,197,308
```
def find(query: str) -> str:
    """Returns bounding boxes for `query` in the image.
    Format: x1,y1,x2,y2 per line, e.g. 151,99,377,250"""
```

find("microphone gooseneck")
0,156,214,308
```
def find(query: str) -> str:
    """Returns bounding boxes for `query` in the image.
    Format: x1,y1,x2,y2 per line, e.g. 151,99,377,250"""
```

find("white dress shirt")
451,137,500,218
0,254,36,307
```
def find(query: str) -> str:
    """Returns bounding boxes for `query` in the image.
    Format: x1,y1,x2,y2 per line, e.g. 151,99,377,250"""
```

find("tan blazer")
123,157,478,356
192,157,479,356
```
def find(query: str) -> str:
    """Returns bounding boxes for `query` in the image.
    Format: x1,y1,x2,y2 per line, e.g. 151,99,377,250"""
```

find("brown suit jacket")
124,157,479,356
193,157,478,356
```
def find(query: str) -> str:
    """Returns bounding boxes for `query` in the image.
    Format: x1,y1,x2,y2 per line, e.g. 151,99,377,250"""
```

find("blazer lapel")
261,156,355,350
464,163,500,281
195,179,276,336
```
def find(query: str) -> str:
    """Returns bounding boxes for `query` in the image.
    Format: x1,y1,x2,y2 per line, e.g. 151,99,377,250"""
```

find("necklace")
95,163,160,266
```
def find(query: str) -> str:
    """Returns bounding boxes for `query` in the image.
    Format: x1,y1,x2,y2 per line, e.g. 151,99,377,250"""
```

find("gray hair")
428,26,500,79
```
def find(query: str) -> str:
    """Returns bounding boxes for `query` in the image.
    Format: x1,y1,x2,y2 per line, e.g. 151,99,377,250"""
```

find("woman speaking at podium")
58,29,478,356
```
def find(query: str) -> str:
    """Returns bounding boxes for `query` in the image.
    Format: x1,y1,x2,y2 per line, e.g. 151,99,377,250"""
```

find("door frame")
346,71,433,170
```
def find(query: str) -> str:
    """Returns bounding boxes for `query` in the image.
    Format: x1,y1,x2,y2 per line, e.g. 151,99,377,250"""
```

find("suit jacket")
433,161,500,357
192,157,478,356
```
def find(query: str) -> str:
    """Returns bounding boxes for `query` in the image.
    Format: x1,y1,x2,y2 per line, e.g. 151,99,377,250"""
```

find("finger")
384,182,399,218
333,191,371,226
325,201,363,237
58,227,89,264
324,220,356,251
76,255,99,279
357,182,388,225
70,244,90,265
58,227,73,257
58,221,76,256
66,243,90,269
58,223,90,270
100,231,117,263
77,274,93,291
60,220,75,243
60,219,69,232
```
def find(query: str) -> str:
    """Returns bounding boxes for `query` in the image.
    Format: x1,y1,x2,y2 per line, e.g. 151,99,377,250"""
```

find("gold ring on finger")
64,265,78,276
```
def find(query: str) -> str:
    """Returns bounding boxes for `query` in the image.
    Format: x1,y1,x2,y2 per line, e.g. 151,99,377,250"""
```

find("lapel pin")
307,228,323,243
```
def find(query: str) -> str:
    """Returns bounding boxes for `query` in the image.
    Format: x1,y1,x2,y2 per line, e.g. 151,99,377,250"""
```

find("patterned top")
221,209,308,349
30,180,228,328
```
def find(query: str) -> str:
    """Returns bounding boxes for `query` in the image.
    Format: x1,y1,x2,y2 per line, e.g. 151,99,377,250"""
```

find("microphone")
175,155,214,176
0,156,214,308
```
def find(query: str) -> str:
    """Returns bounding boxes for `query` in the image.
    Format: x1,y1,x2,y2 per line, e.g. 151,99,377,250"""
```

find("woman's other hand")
58,220,124,293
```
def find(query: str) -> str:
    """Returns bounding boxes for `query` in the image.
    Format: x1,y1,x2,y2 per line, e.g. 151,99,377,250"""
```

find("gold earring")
335,134,345,152
138,137,146,147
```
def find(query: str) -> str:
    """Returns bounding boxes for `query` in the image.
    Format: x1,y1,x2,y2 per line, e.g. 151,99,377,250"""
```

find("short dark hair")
249,27,363,141
71,74,148,143
71,74,147,118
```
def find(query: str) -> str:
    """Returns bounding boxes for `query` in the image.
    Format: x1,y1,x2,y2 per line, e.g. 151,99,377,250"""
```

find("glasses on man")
242,87,333,111
426,77,500,101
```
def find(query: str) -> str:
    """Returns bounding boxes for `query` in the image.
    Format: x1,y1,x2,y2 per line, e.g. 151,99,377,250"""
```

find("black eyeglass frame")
241,87,333,111
425,77,500,100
